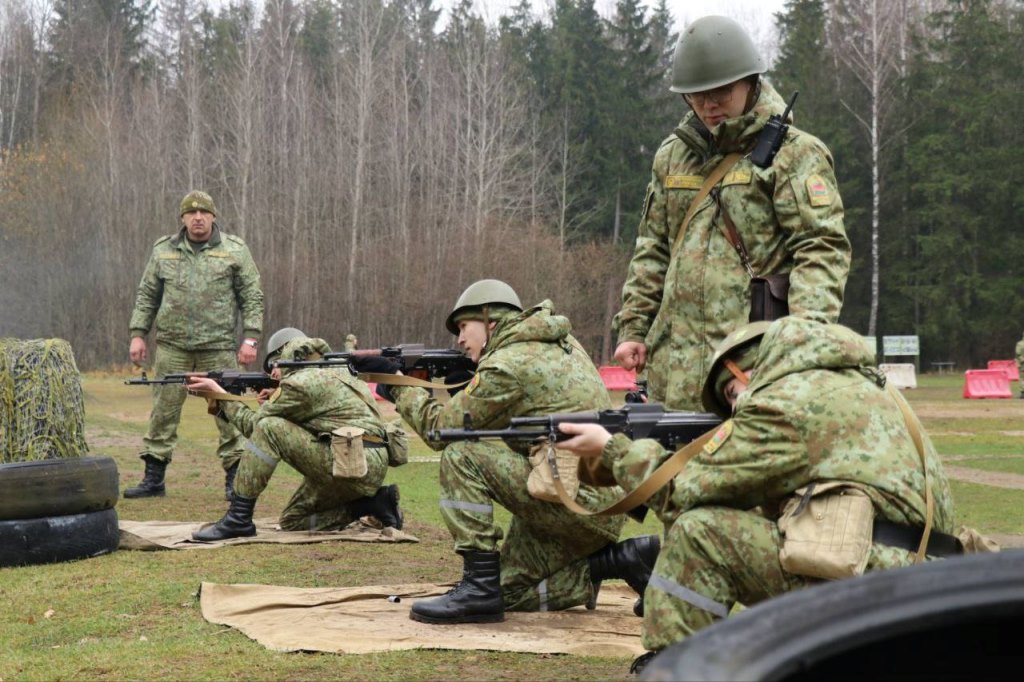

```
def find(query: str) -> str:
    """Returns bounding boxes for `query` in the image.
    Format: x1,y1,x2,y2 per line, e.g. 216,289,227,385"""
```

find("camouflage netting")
0,338,89,463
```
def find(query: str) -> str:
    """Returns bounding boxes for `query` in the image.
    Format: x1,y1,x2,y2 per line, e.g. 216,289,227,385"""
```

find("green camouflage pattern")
600,317,955,650
392,301,626,611
141,344,244,470
219,337,388,530
129,225,264,350
1016,334,1024,380
613,82,850,410
179,190,217,216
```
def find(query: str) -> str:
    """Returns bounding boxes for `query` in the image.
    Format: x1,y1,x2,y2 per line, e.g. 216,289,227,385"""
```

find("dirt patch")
986,533,1024,549
911,402,1024,420
85,427,140,449
944,465,1024,490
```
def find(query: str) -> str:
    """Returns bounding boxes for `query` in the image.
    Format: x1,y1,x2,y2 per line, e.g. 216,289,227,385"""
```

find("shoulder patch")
464,373,482,396
267,387,282,403
703,420,733,455
225,234,246,245
665,175,704,190
806,174,832,207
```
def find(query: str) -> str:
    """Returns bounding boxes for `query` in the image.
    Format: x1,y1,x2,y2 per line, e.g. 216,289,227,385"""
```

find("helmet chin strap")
482,304,491,350
724,358,749,386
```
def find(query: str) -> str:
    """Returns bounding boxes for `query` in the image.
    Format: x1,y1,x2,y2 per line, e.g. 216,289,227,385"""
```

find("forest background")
1,0,1022,370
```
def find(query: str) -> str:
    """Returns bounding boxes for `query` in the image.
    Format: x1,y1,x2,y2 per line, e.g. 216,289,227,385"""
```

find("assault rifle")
125,370,278,395
430,402,722,450
275,343,475,380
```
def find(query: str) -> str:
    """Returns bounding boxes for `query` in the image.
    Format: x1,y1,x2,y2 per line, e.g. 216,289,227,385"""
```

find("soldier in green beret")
559,317,959,674
369,279,659,625
613,15,851,411
126,190,264,501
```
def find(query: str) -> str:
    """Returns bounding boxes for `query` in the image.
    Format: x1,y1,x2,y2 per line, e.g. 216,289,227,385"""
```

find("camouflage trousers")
439,441,626,612
643,505,920,651
142,344,244,470
233,416,387,531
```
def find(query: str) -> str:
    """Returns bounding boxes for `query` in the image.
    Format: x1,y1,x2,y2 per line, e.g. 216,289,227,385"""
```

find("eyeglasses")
685,83,736,106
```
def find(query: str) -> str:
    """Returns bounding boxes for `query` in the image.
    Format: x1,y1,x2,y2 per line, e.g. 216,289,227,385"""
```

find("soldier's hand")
129,337,148,366
256,387,275,405
557,423,613,459
186,376,228,395
614,341,647,372
237,341,258,366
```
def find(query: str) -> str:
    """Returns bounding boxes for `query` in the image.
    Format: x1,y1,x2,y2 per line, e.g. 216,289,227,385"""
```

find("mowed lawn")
1,373,1022,680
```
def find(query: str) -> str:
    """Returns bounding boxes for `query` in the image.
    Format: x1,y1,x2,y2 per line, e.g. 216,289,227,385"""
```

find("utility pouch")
527,441,581,503
778,482,874,580
749,274,791,322
330,426,368,479
383,420,409,467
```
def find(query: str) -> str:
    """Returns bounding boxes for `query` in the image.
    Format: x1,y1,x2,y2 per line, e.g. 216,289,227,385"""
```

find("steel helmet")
264,327,307,372
701,321,771,416
445,279,523,335
670,15,765,94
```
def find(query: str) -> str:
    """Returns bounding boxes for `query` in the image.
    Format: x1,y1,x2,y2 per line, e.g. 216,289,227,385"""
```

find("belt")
873,520,963,557
364,441,387,449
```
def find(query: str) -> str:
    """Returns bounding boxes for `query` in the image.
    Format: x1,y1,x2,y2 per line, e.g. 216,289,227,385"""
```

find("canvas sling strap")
543,425,720,517
671,152,744,257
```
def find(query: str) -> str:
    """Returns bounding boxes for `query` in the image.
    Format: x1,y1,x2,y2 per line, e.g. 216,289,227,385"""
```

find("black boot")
410,551,504,624
192,494,257,541
124,455,167,499
224,462,239,501
629,650,660,676
589,535,660,617
350,484,403,529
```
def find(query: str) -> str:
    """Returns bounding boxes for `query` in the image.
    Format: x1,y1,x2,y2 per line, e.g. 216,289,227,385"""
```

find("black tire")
0,456,119,520
0,508,120,568
642,549,1024,681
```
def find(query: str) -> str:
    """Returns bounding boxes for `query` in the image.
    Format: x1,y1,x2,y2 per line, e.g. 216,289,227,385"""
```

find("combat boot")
192,494,257,542
123,454,167,499
409,551,504,624
349,484,403,529
224,462,239,501
589,535,660,617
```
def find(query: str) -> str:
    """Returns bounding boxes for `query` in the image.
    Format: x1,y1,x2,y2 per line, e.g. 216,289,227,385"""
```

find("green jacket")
221,337,385,440
613,83,851,410
603,318,954,532
394,301,612,454
129,225,264,350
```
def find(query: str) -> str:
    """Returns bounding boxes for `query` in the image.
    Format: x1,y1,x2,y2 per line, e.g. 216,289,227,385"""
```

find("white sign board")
882,335,919,356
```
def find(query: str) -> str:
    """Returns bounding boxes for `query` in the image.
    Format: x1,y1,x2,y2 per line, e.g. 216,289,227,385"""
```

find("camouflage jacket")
220,337,385,440
393,301,612,455
129,225,264,350
1016,334,1024,370
613,82,851,410
603,317,955,533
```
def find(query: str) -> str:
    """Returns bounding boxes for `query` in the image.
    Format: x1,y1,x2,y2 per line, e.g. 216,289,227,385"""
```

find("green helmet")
180,190,217,216
670,15,765,94
701,321,772,416
264,327,307,372
445,279,523,335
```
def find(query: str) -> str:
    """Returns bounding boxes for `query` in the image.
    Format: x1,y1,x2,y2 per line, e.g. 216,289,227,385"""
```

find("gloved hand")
375,381,397,403
444,369,475,397
350,355,402,375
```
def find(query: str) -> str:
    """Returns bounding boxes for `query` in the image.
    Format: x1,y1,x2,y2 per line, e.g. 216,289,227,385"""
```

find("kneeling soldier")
373,279,658,624
186,327,401,540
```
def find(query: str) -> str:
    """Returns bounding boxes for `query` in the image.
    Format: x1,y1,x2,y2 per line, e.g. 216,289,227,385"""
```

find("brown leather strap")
548,426,720,516
887,383,934,563
672,153,743,256
718,203,755,278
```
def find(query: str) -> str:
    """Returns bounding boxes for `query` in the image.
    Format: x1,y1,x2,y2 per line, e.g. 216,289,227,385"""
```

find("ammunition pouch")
527,441,580,503
329,427,369,479
749,274,791,322
778,482,874,580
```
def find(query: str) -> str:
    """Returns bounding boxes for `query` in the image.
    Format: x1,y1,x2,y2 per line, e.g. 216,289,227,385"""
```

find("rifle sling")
547,427,718,516
358,372,471,391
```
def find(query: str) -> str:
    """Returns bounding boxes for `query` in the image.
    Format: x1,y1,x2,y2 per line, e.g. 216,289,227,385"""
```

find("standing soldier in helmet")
184,328,402,540
559,317,960,674
126,190,264,500
369,279,659,624
613,15,851,411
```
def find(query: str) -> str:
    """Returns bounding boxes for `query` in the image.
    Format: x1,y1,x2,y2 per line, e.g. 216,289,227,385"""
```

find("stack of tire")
0,456,121,567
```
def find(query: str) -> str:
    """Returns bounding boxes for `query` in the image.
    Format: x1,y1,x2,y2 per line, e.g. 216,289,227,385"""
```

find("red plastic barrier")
986,360,1020,382
598,365,638,391
963,370,1012,399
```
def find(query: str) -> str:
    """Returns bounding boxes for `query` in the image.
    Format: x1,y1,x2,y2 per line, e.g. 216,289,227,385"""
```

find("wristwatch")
243,339,258,349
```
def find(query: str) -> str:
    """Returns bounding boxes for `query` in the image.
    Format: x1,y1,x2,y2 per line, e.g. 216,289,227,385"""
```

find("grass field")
1,373,1022,680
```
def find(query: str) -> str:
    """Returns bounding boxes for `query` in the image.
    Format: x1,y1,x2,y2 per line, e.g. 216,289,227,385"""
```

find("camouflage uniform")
391,302,626,611
343,334,358,352
1016,335,1024,396
613,83,851,410
218,338,388,530
601,317,955,650
129,225,264,470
